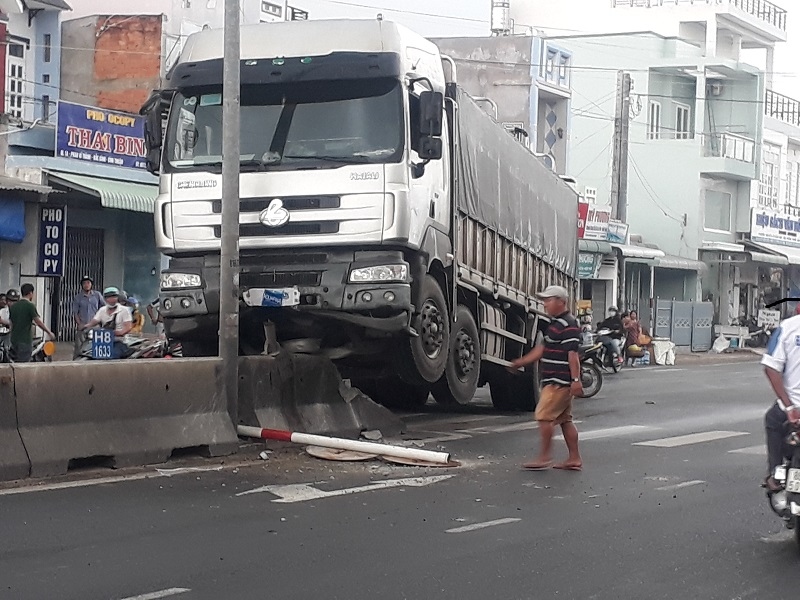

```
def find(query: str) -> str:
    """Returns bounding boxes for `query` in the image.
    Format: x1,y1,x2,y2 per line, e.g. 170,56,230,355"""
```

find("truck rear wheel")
489,363,539,412
432,305,481,406
397,275,450,386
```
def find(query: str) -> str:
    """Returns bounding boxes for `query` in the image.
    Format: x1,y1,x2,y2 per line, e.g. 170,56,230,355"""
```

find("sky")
290,0,800,99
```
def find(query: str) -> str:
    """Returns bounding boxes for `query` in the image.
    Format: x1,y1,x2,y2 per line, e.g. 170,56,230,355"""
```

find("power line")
573,140,614,179
318,0,486,23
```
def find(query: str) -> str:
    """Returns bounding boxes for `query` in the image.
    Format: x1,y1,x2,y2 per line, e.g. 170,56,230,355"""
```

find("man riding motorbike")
81,287,133,359
597,307,624,364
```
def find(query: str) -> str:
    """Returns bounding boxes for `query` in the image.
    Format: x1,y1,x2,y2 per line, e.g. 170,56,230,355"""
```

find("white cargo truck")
141,19,578,410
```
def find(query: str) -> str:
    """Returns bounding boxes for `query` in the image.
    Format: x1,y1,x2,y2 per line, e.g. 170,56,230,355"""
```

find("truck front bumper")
160,249,413,338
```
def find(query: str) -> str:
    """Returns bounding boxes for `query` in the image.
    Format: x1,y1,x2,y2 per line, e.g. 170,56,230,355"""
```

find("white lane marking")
556,425,653,441
119,588,191,600
655,480,706,492
237,475,454,503
759,530,794,544
729,445,767,455
406,431,473,444
445,517,521,534
0,465,226,497
633,430,750,448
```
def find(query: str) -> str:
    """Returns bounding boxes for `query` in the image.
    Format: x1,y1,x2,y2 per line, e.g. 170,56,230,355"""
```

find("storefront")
3,101,159,340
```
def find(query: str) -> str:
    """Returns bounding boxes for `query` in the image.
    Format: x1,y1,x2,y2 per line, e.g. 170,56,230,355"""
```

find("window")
648,101,661,140
558,55,570,86
6,47,25,118
42,95,50,122
675,103,691,140
760,145,781,208
787,160,800,207
43,74,50,84
545,48,557,78
43,34,51,63
704,190,732,232
9,44,23,58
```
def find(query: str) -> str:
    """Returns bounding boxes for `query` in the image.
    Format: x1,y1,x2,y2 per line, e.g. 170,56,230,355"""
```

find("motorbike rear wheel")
580,362,603,398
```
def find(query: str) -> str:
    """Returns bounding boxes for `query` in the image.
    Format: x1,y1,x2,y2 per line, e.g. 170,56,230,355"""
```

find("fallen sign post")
237,425,452,465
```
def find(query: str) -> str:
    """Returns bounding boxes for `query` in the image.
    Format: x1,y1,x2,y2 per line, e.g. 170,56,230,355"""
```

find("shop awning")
578,239,613,254
746,241,800,266
743,241,790,265
46,171,158,213
611,243,665,260
701,241,745,252
657,254,708,272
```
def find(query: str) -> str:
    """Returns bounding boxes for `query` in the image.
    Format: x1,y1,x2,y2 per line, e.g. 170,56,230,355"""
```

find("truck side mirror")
418,136,443,161
141,90,172,176
419,91,443,137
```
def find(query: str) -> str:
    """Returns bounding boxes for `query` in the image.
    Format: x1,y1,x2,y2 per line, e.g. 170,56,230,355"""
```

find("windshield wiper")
282,154,374,164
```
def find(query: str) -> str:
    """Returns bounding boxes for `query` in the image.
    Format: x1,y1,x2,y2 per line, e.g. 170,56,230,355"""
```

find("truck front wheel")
432,305,481,405
397,275,450,386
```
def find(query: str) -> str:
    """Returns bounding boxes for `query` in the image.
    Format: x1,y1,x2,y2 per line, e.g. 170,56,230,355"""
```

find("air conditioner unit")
709,82,723,97
584,186,598,202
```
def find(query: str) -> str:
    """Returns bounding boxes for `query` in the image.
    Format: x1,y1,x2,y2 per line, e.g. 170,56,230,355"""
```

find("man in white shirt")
82,287,133,358
762,312,800,491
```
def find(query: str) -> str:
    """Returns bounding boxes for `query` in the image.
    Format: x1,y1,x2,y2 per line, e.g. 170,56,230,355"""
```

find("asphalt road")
1,357,797,600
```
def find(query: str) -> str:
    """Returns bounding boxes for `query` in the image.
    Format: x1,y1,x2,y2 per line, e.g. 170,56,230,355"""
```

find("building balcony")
612,0,787,42
701,131,757,180
765,89,800,129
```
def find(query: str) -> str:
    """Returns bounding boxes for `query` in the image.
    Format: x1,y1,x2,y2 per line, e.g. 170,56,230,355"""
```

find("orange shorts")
534,385,573,425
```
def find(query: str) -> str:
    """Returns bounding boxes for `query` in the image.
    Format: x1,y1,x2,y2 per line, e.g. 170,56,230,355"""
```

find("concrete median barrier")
0,365,31,482
14,359,238,478
238,354,404,438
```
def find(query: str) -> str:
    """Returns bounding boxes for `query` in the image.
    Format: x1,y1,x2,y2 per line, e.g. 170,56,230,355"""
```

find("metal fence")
654,299,714,351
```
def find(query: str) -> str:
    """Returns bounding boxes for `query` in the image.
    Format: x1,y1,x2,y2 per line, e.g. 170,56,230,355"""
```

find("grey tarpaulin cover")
454,86,578,277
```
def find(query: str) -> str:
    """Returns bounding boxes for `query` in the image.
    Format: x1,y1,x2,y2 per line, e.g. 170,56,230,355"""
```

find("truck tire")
352,377,430,410
397,275,450,386
489,364,539,412
432,305,481,406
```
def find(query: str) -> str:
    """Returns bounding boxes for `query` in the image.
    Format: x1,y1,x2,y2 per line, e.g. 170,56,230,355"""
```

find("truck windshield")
165,78,403,171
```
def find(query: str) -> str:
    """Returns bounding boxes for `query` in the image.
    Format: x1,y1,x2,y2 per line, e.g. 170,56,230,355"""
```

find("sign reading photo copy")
56,101,147,170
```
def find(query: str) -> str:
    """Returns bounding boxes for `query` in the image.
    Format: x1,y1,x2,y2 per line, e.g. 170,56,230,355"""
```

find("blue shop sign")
56,101,147,170
37,206,66,277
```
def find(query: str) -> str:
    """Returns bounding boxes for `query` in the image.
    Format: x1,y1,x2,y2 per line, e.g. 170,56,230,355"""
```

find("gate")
691,302,714,352
58,227,105,341
653,298,713,351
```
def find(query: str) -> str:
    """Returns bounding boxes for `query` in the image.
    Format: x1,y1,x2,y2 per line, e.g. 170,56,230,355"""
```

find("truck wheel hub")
420,301,444,359
455,330,475,377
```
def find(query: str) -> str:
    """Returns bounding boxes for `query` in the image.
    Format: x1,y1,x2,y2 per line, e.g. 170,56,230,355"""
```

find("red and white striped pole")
237,425,451,465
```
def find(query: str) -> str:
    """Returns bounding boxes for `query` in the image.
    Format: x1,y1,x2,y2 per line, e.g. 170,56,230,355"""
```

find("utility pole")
610,70,632,310
220,0,241,424
610,70,631,223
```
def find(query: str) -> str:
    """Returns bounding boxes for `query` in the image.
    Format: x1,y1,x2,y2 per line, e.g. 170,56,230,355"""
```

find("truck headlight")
349,265,408,283
161,272,202,290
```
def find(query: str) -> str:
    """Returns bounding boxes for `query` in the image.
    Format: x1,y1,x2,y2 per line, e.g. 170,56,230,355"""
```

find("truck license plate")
243,288,300,308
787,468,800,493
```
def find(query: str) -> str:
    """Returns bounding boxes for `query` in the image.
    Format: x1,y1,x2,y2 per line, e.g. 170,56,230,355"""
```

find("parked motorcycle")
578,342,604,398
0,330,55,363
74,329,180,360
765,422,800,551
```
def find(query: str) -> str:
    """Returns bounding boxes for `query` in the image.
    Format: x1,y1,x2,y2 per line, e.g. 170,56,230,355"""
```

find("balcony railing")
703,131,755,162
765,89,800,128
612,0,787,32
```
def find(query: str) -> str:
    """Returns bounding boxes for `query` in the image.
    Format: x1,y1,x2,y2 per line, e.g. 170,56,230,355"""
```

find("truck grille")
213,223,340,238
239,253,328,266
240,270,321,288
211,195,340,214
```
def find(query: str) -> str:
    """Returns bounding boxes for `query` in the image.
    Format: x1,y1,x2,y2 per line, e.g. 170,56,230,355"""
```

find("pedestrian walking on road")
9,283,54,363
72,276,104,357
509,285,583,471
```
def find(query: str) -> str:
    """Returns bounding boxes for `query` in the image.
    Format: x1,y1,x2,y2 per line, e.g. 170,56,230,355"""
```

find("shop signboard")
56,101,146,170
578,252,601,279
37,206,66,277
583,204,612,241
578,201,589,239
757,308,781,328
751,208,800,247
607,220,629,244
